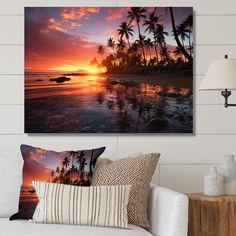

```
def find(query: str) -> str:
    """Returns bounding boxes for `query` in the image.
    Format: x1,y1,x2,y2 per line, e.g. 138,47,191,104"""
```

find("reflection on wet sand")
25,72,193,133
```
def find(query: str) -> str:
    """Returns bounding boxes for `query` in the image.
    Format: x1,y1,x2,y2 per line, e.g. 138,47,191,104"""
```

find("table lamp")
199,55,236,107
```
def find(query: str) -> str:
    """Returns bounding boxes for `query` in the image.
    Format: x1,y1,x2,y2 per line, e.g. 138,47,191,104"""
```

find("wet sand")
25,71,193,133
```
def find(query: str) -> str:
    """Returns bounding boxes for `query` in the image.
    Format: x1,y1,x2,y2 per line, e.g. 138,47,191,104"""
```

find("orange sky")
25,7,192,72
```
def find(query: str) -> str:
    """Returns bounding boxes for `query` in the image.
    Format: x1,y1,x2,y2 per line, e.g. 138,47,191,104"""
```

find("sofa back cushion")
0,150,23,217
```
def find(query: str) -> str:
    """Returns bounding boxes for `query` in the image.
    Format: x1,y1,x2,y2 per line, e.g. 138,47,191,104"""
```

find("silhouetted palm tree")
75,154,87,181
67,151,76,169
129,41,139,56
89,58,98,71
169,7,192,64
154,25,170,63
118,21,134,48
97,45,105,59
107,37,116,54
175,24,191,62
117,38,127,51
143,12,162,63
143,12,162,33
56,167,60,174
145,38,154,61
173,46,183,61
89,150,94,177
127,7,147,65
183,14,193,56
175,24,190,50
136,34,146,64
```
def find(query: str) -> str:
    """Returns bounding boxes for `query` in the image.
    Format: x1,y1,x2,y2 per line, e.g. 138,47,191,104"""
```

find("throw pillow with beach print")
10,144,105,220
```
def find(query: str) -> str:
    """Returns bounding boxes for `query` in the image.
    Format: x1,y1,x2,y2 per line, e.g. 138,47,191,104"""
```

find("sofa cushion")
10,145,105,220
0,218,152,236
0,150,23,217
92,153,160,228
32,181,131,228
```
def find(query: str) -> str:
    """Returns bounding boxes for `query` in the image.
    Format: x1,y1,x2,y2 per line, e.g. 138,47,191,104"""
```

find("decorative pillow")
10,144,105,220
32,181,131,229
92,153,160,228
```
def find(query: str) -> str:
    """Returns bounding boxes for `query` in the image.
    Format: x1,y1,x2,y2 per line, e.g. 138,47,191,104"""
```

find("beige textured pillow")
32,181,131,229
92,153,160,228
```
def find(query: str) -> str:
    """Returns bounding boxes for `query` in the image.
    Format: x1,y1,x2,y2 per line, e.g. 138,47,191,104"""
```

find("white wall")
1,0,236,193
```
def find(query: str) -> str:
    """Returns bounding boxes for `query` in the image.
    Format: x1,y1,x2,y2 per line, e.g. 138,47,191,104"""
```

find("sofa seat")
0,218,152,236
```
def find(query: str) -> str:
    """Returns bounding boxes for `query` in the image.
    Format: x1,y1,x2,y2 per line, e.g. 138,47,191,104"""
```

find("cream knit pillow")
92,153,160,228
32,181,131,229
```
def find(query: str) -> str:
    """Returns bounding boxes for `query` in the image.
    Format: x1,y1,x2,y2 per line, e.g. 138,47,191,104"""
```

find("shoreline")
104,70,193,89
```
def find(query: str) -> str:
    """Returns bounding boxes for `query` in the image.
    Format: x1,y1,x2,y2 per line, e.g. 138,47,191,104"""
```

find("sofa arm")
147,185,188,236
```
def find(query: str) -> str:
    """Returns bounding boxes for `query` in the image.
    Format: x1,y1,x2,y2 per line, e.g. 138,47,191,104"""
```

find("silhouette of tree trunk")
188,31,192,56
89,150,94,177
154,44,159,63
136,22,146,66
169,7,192,64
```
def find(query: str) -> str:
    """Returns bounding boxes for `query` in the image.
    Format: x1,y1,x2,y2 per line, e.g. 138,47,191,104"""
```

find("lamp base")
221,89,236,107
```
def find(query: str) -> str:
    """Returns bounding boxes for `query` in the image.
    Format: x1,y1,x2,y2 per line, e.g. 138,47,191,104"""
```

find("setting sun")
48,64,80,72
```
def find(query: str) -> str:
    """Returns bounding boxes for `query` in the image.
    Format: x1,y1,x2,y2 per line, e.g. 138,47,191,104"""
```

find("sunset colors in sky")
22,146,66,186
25,7,192,73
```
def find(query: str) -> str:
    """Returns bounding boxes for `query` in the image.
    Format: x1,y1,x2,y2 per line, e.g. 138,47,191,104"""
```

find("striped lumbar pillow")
32,181,131,228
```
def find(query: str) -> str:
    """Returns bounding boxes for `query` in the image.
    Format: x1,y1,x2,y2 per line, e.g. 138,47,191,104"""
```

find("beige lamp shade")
199,59,236,90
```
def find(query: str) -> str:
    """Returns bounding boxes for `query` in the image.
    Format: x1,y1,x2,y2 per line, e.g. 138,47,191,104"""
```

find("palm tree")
175,24,190,51
173,46,182,61
56,167,60,174
89,57,98,71
154,25,170,63
128,41,139,56
127,7,147,65
75,151,85,166
118,22,134,48
143,12,162,33
117,38,127,51
68,151,76,169
97,45,105,59
169,7,192,64
175,24,190,62
62,156,70,170
143,12,162,64
145,38,154,62
89,57,98,66
89,150,94,177
136,34,146,65
75,152,86,182
107,37,116,54
160,47,171,64
153,33,159,63
183,14,193,56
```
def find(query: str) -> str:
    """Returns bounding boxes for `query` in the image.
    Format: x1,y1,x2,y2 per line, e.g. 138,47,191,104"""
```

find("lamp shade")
199,59,236,90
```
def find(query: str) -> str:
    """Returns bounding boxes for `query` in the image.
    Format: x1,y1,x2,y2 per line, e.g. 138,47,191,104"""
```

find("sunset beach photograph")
25,7,193,133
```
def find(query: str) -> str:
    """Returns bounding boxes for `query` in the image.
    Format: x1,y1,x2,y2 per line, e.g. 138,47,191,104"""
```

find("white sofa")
0,150,188,236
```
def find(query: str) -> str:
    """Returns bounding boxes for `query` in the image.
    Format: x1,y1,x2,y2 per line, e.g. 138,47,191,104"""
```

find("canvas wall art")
25,7,193,133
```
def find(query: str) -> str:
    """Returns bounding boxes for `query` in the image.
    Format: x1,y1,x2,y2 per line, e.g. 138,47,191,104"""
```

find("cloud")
46,16,82,33
61,7,100,20
23,152,52,185
106,8,128,21
25,17,101,71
